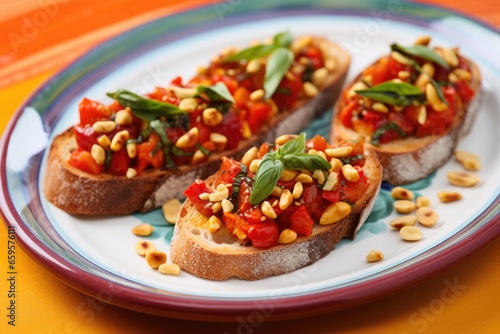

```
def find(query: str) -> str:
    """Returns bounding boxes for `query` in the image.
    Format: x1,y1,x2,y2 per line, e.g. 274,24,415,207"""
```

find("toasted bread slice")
169,149,382,281
44,38,350,215
331,55,481,185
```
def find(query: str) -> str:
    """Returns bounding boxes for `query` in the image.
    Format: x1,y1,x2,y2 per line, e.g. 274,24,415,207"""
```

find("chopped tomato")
68,149,104,175
271,72,302,110
73,124,99,151
339,166,370,203
289,205,314,236
78,98,111,126
237,179,252,213
135,133,164,174
240,221,279,248
300,45,324,70
243,206,271,224
215,156,242,195
338,100,359,128
184,180,214,217
234,86,250,110
107,148,130,176
222,212,247,235
306,135,328,152
247,101,273,134
322,189,340,203
276,205,299,231
213,110,243,150
301,184,325,221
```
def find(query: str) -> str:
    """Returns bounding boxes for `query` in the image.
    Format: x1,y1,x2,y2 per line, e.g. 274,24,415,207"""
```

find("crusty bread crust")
44,38,351,215
169,149,382,280
331,56,481,185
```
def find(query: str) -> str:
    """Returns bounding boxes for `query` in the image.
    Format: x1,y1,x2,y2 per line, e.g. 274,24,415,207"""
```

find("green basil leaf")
150,120,176,169
195,82,235,103
355,81,425,106
273,31,293,48
107,89,185,121
224,44,277,62
370,121,408,146
277,133,306,156
391,43,449,69
264,47,294,100
282,153,331,171
232,163,248,198
249,156,284,205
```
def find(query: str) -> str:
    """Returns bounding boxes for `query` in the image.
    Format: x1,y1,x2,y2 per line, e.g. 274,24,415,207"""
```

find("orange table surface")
1,0,499,333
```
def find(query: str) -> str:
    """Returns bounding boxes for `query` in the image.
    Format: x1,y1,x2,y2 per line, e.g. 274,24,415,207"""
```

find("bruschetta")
170,133,382,280
331,36,481,185
44,32,351,215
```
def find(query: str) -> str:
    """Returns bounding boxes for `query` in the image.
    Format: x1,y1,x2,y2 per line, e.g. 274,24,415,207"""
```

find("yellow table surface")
1,0,499,333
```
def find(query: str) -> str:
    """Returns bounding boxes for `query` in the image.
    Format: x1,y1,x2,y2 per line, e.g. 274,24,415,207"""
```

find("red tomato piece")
247,101,273,134
301,184,325,221
73,124,99,151
237,179,252,213
135,133,164,174
107,148,130,176
289,205,314,236
306,135,328,152
78,98,111,126
213,110,243,150
322,189,340,203
241,221,279,248
67,149,104,175
184,180,214,217
275,205,299,231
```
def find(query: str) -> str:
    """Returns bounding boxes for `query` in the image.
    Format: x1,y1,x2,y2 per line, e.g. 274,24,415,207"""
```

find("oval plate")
1,0,499,321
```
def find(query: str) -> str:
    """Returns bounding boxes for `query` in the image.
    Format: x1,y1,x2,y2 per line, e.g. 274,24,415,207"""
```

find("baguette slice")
331,55,481,185
170,149,382,281
44,38,350,215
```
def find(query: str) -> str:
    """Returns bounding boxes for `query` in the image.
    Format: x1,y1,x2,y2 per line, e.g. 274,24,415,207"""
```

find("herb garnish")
249,133,331,205
224,31,295,100
355,81,425,106
106,89,185,121
391,43,449,69
195,82,235,112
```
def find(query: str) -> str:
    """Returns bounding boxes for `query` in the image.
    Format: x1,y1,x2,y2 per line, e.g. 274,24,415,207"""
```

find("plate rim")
1,0,500,321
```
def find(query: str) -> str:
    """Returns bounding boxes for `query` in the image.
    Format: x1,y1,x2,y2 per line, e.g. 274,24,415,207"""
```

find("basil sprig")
249,133,331,205
391,43,449,69
195,82,234,112
107,89,185,121
224,31,295,100
355,81,425,106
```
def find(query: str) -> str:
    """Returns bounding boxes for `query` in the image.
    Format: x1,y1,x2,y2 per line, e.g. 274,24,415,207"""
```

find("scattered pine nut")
135,240,155,256
162,199,182,224
446,171,480,187
391,186,415,200
416,207,439,227
158,263,181,276
366,250,384,263
394,200,416,214
389,215,417,229
454,151,481,171
437,191,462,203
416,196,431,208
132,223,154,237
145,250,167,269
399,226,423,241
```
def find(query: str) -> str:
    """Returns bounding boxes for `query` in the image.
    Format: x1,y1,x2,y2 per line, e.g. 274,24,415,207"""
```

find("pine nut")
398,70,411,80
391,186,415,200
270,185,283,197
209,184,229,202
158,263,181,276
394,200,416,214
261,201,277,219
322,172,338,191
448,72,459,83
167,86,197,99
242,121,252,138
416,207,439,227
312,67,329,87
417,105,427,125
210,133,227,151
426,83,448,112
295,173,313,184
442,47,459,67
453,68,472,81
416,196,431,208
250,89,265,101
312,170,326,185
325,146,353,158
292,182,303,199
275,134,297,146
233,227,247,241
414,35,431,46
246,58,262,73
126,167,137,179
97,134,111,148
366,250,384,263
199,192,210,201
454,151,481,171
249,159,261,173
291,35,312,54
319,201,351,225
92,120,116,133
303,81,319,97
399,226,423,241
202,108,223,127
211,201,222,214
175,127,199,148
126,142,137,159
221,199,234,213
347,81,368,98
446,171,480,187
145,250,167,269
421,63,435,77
192,150,206,165
391,51,413,65
162,199,182,224
415,73,430,89
325,57,337,72
277,229,297,245
342,164,359,182
178,98,199,113
279,189,294,210
241,147,259,167
329,158,343,171
132,223,154,237
110,130,130,151
389,215,417,229
135,240,155,256
372,102,389,113
90,144,106,165
207,215,222,233
437,191,462,203
115,108,133,125
279,169,299,182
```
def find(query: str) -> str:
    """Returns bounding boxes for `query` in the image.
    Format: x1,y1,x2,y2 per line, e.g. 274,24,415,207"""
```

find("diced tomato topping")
184,180,214,217
215,156,242,197
306,135,328,152
107,148,130,176
237,179,252,213
271,71,302,110
78,98,111,126
222,212,246,235
135,133,164,174
240,221,279,248
247,101,273,134
301,184,325,221
322,189,340,203
213,110,243,150
289,205,314,236
68,149,104,175
73,124,99,151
